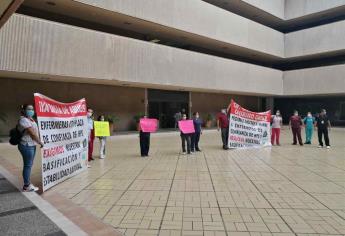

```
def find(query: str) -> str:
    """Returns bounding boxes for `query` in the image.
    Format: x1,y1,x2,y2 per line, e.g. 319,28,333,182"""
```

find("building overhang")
0,0,23,29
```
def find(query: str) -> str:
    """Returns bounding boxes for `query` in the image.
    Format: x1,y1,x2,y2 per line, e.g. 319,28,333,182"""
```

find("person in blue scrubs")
303,112,315,144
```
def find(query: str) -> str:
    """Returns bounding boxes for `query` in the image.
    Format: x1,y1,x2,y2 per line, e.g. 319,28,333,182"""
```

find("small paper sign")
178,120,195,134
94,121,110,137
140,118,158,133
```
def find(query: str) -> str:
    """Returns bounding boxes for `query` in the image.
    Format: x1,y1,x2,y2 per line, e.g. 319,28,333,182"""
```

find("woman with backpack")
17,104,43,192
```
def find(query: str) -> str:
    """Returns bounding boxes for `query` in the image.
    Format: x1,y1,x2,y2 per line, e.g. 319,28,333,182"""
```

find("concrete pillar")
189,91,192,118
265,97,274,112
144,88,148,116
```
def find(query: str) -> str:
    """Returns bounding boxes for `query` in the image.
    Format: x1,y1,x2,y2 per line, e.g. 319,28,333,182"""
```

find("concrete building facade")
0,0,345,134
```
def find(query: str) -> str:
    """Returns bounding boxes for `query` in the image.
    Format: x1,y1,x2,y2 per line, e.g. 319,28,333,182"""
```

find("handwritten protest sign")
94,121,110,137
228,100,271,149
140,118,158,132
34,93,88,192
178,120,195,134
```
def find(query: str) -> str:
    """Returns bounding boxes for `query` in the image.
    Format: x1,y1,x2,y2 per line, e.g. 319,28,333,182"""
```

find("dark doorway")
148,89,189,129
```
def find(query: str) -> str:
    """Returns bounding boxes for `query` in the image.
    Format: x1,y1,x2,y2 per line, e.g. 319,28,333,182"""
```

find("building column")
189,91,192,118
144,88,148,116
265,97,274,112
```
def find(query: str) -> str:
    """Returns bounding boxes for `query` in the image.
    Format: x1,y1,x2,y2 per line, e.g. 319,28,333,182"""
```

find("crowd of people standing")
13,103,333,192
271,108,331,148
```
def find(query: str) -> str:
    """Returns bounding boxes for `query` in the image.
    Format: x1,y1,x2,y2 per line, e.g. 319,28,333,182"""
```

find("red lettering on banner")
43,146,64,158
34,93,87,117
229,135,245,142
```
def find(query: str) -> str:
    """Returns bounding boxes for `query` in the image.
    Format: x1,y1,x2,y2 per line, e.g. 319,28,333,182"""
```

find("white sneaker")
326,146,330,149
318,145,323,148
23,184,39,192
100,155,105,159
182,152,187,155
87,164,91,168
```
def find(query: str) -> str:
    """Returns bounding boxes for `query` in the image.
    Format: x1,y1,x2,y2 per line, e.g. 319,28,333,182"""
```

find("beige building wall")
285,20,345,58
0,78,145,135
283,64,345,95
0,14,283,96
285,0,345,19
75,0,284,57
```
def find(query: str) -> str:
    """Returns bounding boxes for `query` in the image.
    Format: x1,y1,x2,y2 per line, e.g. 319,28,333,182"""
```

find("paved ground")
0,128,345,236
0,173,66,236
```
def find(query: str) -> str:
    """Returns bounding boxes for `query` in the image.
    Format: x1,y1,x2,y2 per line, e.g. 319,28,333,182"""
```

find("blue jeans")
18,144,36,186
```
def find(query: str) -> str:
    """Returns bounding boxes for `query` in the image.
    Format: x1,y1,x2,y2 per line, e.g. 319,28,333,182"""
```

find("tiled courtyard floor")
0,128,345,236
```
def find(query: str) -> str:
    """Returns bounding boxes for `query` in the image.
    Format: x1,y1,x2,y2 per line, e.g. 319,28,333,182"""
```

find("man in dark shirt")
217,109,229,150
289,110,303,146
191,112,202,152
316,109,331,148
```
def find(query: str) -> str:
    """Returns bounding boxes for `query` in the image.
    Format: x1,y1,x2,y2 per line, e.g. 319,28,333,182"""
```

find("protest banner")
94,121,110,137
34,93,88,192
228,100,271,149
178,120,195,134
140,118,158,133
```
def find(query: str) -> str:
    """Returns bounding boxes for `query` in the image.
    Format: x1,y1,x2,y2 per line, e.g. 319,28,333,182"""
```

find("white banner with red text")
34,93,88,192
228,100,271,149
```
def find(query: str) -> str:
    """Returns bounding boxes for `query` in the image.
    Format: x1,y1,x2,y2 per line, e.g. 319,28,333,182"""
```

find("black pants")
181,134,191,154
318,128,330,146
191,132,201,151
140,132,150,156
221,127,229,149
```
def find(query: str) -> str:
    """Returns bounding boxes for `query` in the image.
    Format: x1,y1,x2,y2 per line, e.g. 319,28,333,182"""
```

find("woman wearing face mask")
303,112,315,144
191,112,202,152
271,110,283,146
97,115,107,159
17,104,44,192
87,108,95,163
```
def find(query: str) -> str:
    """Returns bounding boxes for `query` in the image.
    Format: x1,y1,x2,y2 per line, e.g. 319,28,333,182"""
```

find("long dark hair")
97,115,105,121
20,104,30,116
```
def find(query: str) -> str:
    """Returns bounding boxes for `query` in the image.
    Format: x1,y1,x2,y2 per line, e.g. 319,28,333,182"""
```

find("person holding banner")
97,115,107,159
87,108,95,163
179,114,193,155
139,115,151,157
271,110,283,146
191,112,202,152
289,110,303,146
217,109,229,150
17,104,44,192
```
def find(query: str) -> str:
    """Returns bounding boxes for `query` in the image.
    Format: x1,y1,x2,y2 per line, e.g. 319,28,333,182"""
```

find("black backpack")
9,124,24,146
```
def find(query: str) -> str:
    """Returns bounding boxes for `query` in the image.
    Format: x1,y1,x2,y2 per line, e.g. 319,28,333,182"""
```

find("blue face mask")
26,110,35,117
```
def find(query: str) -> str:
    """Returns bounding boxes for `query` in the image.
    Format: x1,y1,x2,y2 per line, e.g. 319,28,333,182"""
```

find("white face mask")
195,115,199,119
307,114,312,117
276,113,280,116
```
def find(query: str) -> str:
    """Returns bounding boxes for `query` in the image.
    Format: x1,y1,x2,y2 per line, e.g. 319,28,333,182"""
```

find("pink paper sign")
178,120,195,134
140,118,158,132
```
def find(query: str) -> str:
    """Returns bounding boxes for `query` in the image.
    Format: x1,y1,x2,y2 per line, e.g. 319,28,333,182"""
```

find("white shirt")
18,116,39,146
